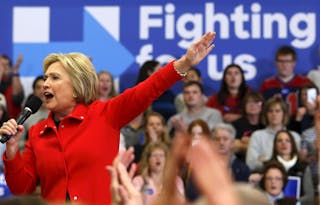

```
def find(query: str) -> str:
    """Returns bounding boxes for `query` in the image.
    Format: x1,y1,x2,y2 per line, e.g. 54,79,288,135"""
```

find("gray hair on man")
213,122,236,140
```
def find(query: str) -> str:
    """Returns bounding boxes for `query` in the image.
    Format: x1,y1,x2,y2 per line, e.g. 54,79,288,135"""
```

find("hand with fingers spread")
174,32,216,74
107,148,141,205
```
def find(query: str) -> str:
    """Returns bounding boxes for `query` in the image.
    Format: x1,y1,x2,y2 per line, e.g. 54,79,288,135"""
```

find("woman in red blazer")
0,32,216,205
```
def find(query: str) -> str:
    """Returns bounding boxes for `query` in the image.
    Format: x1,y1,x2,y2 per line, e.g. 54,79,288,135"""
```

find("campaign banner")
0,0,319,96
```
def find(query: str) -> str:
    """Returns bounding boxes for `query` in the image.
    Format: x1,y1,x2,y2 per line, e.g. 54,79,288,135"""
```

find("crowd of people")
0,32,319,205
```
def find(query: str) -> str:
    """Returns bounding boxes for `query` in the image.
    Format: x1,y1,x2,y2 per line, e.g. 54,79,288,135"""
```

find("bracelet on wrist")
174,67,188,77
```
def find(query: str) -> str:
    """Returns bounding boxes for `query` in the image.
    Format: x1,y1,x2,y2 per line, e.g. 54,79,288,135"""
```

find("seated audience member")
0,94,8,170
300,124,319,197
260,161,299,205
132,142,184,205
0,93,9,126
267,130,314,204
97,70,117,101
136,60,176,121
168,81,222,134
183,119,212,201
206,64,249,123
174,67,207,113
121,112,145,148
232,91,265,161
246,98,301,171
212,123,251,182
21,76,49,150
306,45,320,91
0,54,24,118
259,45,311,116
288,83,318,134
134,111,171,163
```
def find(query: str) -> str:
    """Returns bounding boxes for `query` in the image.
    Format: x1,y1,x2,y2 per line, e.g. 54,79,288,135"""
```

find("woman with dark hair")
136,60,176,121
136,60,161,85
288,82,319,134
232,91,265,161
268,130,314,204
206,64,249,123
260,161,298,205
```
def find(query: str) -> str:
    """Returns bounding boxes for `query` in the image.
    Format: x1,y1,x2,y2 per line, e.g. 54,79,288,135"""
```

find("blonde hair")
43,52,98,105
97,70,117,99
143,111,171,145
261,97,290,126
139,142,169,176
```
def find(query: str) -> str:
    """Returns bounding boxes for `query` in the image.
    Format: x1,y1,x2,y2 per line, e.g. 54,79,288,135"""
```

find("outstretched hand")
174,32,216,73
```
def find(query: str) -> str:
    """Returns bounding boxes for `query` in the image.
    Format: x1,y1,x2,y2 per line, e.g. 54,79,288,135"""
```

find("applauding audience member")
0,54,24,118
132,142,184,205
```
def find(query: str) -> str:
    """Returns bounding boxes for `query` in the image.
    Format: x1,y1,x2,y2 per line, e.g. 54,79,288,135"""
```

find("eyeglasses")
246,101,262,106
265,176,283,182
276,60,295,64
150,153,165,158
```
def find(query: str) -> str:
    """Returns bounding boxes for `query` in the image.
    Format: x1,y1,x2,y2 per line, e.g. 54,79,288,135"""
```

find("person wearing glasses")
259,46,311,116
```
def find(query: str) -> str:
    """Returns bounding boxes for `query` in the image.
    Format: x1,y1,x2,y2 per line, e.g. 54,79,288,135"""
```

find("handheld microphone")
0,95,43,143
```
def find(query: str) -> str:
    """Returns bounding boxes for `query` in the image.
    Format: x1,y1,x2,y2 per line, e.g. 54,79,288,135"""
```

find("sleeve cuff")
3,151,24,173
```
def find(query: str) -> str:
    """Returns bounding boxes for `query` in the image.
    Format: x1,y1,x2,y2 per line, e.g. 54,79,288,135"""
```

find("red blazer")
3,61,181,205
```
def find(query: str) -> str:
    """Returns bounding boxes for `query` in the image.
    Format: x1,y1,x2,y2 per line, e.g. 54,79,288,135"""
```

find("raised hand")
174,32,216,73
107,148,141,205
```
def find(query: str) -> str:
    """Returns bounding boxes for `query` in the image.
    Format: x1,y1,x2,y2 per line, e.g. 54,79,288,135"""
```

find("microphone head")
25,95,43,114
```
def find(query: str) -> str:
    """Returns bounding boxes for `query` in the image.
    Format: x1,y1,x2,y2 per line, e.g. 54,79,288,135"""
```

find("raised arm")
106,32,216,129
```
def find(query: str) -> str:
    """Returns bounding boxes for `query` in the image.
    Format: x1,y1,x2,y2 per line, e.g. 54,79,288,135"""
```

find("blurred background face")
245,97,263,115
276,54,296,78
148,148,166,173
0,56,10,73
153,63,161,73
0,106,4,119
267,103,284,126
98,72,113,97
214,129,233,155
264,168,284,197
34,79,45,102
275,132,292,157
146,115,164,137
183,70,201,84
183,85,203,108
191,124,205,145
224,67,242,90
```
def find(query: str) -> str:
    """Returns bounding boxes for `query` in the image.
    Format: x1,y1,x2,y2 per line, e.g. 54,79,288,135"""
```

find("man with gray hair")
212,123,251,182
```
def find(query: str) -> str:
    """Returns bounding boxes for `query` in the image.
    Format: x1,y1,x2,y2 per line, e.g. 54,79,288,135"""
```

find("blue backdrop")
0,0,319,96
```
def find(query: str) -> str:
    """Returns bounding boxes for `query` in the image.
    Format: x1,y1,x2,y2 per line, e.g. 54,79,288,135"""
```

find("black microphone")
0,95,43,143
